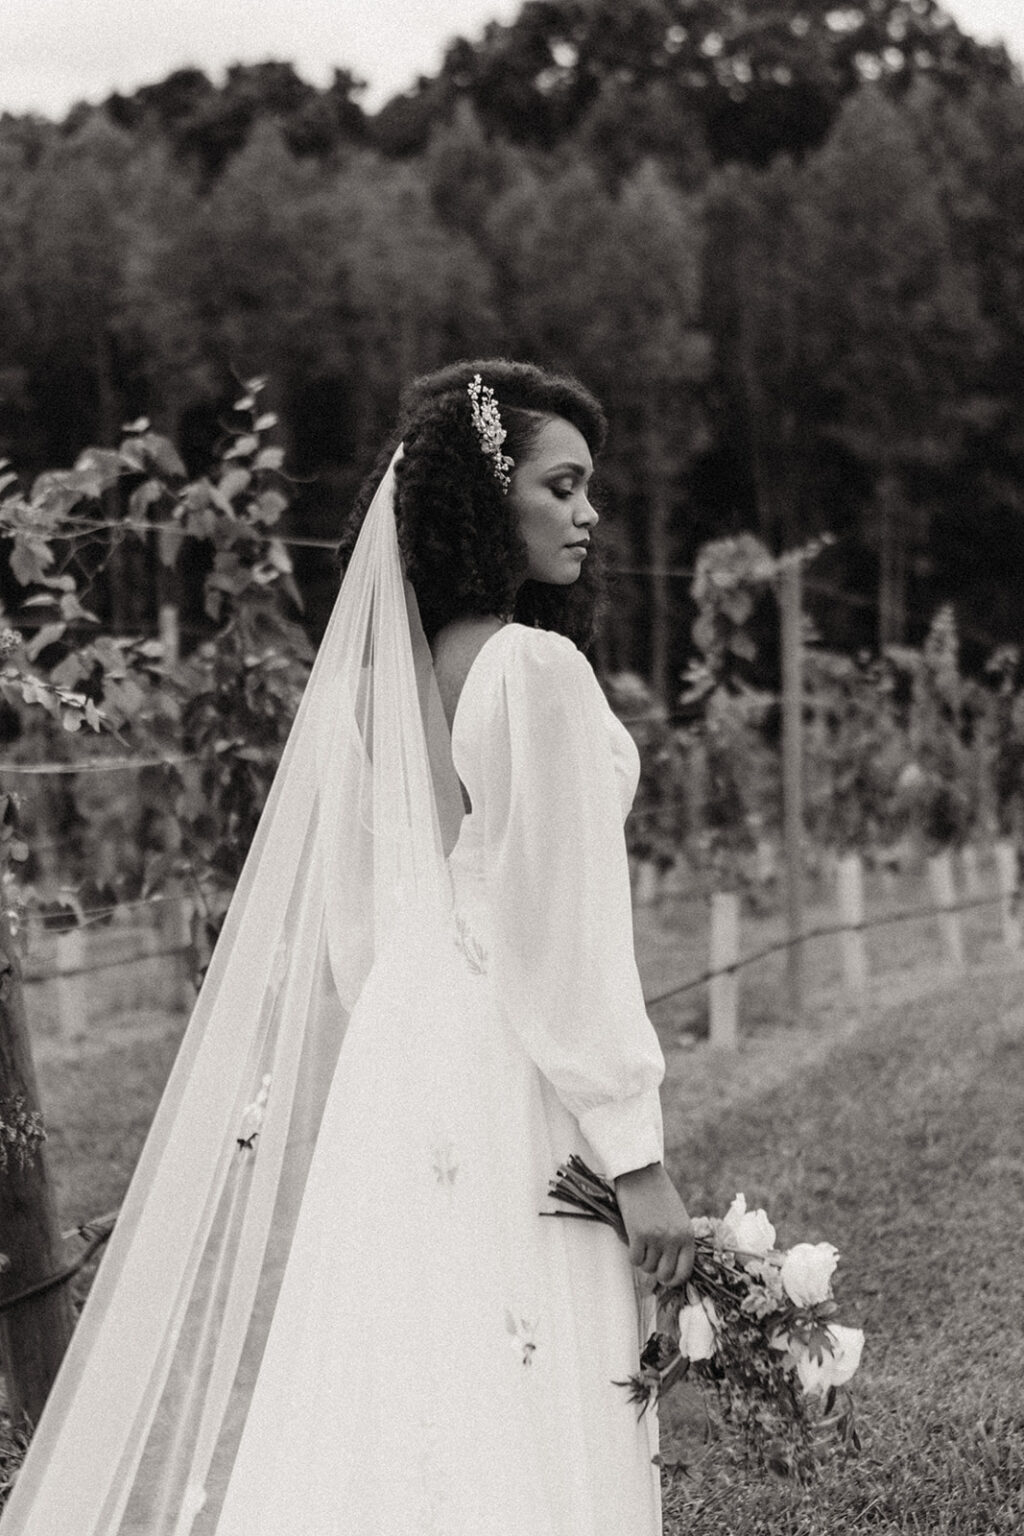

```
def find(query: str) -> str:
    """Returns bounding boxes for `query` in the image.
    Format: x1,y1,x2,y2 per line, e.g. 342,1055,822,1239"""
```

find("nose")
576,495,599,529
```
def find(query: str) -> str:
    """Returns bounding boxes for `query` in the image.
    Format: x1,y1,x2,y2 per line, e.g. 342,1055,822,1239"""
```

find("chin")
528,568,582,587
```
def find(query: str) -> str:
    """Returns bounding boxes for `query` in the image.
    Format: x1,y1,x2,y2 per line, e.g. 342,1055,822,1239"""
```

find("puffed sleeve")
456,626,665,1179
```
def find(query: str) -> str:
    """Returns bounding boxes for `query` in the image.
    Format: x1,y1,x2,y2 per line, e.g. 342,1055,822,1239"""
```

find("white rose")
676,1299,718,1363
780,1241,839,1307
791,1324,864,1396
721,1193,776,1259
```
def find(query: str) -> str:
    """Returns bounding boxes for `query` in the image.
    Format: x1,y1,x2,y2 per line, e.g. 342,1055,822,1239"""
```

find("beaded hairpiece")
467,373,515,493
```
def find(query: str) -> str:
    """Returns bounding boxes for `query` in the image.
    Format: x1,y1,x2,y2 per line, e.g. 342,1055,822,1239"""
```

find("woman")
0,361,693,1536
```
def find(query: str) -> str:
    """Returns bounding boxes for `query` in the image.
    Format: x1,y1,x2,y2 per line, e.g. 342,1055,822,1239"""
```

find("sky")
0,0,1021,120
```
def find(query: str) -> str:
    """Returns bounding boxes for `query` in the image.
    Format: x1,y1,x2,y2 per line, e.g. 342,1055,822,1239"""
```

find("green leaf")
254,446,284,471
129,478,163,521
11,538,53,586
141,433,187,478
29,471,85,518
119,439,148,474
158,524,183,567
73,448,122,496
59,592,100,623
254,489,287,524
254,412,278,432
224,435,259,461
218,468,252,504
25,622,67,661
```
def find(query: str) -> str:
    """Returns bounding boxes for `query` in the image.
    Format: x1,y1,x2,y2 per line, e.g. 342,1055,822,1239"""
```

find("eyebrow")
545,461,591,476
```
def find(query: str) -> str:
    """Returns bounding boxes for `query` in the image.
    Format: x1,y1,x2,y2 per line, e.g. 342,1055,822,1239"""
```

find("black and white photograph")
0,2,1023,1532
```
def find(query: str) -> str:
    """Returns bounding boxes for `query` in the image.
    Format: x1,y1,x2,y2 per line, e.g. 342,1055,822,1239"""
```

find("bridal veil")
1,446,464,1535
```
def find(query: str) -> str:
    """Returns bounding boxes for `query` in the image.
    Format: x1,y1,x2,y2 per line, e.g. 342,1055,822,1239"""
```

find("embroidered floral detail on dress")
180,1481,207,1522
236,1073,272,1152
505,1309,539,1367
453,913,488,975
431,1135,459,1189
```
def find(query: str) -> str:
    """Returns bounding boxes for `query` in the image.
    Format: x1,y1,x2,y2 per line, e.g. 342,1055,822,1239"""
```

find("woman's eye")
551,484,575,500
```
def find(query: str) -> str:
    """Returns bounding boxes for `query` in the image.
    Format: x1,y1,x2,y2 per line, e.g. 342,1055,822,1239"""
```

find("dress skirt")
212,897,661,1536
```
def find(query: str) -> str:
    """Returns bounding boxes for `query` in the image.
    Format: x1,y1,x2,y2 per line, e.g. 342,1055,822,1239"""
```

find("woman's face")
508,416,599,586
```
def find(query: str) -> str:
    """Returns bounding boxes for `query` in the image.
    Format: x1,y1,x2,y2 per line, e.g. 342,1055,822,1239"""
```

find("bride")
1,359,694,1535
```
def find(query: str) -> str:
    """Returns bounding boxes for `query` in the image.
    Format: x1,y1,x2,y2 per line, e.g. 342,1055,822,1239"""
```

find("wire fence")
3,875,1019,1319
642,888,1013,1008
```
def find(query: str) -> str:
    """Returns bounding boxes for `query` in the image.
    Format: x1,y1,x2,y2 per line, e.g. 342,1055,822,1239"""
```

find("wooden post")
960,844,982,900
708,891,740,1051
836,851,868,1000
927,850,965,969
158,600,180,665
779,558,805,1019
158,893,196,1011
634,860,661,908
0,915,75,1429
54,927,85,1041
755,836,776,890
994,839,1021,952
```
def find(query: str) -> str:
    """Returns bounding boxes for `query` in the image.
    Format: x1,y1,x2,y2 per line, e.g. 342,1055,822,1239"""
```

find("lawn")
4,888,1024,1533
658,963,1024,1535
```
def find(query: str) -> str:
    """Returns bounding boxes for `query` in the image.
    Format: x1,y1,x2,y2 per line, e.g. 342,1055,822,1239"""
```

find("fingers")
631,1232,696,1286
668,1235,696,1289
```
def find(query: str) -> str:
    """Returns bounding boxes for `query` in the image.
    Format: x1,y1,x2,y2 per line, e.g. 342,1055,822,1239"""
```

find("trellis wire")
643,889,1013,1008
3,882,1016,1316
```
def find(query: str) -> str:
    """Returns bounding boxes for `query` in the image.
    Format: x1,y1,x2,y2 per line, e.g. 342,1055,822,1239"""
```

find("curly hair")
337,359,608,648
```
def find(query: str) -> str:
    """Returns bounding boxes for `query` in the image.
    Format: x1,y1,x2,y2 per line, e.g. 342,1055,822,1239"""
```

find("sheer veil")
1,446,464,1535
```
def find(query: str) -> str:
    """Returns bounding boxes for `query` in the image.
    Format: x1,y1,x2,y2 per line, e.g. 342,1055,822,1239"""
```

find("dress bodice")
446,626,641,943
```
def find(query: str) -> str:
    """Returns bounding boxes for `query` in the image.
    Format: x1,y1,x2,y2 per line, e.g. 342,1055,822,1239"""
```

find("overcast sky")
1,0,1021,120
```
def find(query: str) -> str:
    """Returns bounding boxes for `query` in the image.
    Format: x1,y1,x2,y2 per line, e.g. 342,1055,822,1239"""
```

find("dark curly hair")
338,359,608,648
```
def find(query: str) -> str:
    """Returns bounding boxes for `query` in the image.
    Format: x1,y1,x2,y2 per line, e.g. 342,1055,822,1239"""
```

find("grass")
6,880,1024,1532
658,965,1024,1535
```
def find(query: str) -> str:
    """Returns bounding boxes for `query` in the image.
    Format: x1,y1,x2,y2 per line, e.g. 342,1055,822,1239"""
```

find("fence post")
708,891,740,1051
779,557,805,1019
994,839,1021,952
158,893,196,1010
634,860,661,908
0,913,75,1428
54,927,86,1040
836,851,868,1001
927,850,965,969
960,844,982,899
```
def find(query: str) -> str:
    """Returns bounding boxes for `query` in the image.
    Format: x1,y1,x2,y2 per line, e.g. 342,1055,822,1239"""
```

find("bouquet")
545,1156,863,1474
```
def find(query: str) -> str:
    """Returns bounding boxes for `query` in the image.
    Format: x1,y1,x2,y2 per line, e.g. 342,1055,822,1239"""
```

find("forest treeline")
0,0,1022,694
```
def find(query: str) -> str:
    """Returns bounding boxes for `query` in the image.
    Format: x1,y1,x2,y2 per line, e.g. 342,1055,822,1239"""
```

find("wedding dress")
0,449,666,1536
213,623,666,1535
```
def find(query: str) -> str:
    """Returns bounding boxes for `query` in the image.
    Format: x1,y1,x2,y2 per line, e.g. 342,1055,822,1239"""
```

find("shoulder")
464,623,595,722
432,615,506,733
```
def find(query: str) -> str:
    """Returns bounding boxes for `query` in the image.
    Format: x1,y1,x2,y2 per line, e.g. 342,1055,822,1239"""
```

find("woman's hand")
614,1162,695,1289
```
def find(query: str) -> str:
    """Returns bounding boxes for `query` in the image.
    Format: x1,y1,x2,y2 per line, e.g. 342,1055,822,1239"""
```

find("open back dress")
210,621,667,1535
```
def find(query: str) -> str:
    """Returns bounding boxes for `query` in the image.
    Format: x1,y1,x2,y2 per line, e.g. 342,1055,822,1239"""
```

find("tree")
106,63,370,182
489,158,709,696
792,87,990,644
899,79,1024,650
382,0,1015,168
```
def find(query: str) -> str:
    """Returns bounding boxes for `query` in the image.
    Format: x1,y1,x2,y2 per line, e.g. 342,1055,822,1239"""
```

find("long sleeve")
455,626,665,1179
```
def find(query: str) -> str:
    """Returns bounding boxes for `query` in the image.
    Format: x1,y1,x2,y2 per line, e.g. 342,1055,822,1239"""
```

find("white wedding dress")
210,623,667,1536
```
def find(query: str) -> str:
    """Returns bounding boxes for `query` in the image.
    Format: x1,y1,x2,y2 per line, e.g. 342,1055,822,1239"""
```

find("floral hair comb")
467,373,514,493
